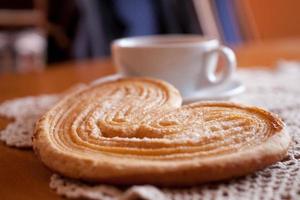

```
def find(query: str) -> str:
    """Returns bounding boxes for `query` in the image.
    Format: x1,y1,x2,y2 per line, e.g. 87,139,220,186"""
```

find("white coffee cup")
112,35,236,97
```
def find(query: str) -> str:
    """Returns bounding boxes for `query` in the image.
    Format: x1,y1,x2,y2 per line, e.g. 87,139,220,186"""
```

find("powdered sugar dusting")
2,62,300,199
49,62,300,200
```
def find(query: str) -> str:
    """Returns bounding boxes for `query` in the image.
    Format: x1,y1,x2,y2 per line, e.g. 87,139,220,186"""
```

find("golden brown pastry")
33,77,290,186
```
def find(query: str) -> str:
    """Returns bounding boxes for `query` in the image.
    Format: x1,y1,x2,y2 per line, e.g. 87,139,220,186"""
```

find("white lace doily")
0,84,85,147
0,95,60,147
1,61,300,200
50,64,300,200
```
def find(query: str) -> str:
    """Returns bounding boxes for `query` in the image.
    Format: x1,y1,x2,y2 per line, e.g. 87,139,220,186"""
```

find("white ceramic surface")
112,35,236,97
183,80,245,104
91,74,245,104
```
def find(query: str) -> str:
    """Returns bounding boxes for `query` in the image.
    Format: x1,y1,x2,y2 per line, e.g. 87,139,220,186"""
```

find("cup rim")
112,34,219,49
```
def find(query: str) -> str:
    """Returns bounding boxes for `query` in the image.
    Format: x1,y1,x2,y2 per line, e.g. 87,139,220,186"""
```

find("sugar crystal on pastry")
33,77,290,186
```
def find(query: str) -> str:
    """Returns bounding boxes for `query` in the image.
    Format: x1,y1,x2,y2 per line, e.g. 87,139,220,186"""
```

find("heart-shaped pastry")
33,78,290,186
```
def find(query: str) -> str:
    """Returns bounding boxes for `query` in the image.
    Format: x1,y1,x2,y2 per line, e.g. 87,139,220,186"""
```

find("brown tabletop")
0,39,300,199
0,59,116,200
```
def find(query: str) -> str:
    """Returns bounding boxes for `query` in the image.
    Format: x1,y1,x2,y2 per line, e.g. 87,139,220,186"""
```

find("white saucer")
91,75,245,104
183,80,245,104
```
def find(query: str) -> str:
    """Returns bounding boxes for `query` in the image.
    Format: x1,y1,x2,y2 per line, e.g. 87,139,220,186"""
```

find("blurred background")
0,0,300,74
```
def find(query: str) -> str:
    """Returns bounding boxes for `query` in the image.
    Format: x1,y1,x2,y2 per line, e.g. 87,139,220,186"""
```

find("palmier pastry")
33,77,290,186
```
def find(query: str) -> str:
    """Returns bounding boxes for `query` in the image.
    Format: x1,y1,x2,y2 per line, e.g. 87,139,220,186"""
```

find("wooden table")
235,38,300,67
0,59,116,200
0,39,300,200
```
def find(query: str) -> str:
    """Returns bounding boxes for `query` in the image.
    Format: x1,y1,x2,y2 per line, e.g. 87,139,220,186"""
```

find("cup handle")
205,45,236,86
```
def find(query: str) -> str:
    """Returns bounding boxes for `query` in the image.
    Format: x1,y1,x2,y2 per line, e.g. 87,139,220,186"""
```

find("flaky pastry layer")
33,77,290,186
